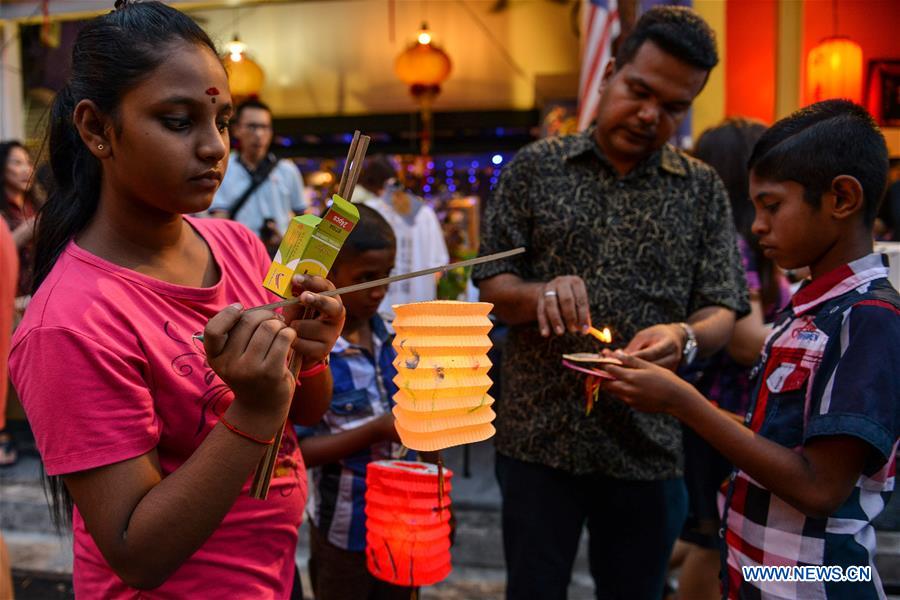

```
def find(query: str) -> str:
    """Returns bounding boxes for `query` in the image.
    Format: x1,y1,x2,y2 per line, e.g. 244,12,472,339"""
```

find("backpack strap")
228,154,278,220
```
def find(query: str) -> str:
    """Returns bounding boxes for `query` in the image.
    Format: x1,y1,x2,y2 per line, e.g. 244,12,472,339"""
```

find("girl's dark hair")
34,1,216,295
0,140,32,214
693,118,781,311
694,118,766,238
35,0,217,528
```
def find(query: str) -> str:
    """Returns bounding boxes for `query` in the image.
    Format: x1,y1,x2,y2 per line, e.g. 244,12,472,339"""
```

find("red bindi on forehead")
205,87,220,96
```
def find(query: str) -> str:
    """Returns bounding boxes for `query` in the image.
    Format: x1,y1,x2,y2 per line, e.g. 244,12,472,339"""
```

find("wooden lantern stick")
240,247,527,316
437,452,445,521
249,351,302,498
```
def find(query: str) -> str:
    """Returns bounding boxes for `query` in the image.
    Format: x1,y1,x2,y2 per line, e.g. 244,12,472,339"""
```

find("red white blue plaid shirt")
720,253,900,599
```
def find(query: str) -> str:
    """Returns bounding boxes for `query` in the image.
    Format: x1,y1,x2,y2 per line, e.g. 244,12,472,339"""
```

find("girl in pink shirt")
8,2,344,597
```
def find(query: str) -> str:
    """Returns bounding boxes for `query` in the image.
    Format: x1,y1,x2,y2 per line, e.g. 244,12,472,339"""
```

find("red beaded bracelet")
298,359,329,379
219,413,275,445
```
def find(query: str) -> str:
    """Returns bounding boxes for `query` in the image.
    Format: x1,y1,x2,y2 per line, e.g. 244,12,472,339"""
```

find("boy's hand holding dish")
597,351,700,416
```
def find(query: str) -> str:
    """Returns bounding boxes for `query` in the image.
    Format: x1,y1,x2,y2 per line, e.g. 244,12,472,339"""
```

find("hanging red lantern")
223,36,265,99
806,36,863,104
393,22,452,91
393,22,452,156
365,460,453,586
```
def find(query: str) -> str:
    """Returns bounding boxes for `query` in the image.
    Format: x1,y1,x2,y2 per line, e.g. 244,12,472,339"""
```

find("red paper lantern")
365,460,453,586
806,36,863,104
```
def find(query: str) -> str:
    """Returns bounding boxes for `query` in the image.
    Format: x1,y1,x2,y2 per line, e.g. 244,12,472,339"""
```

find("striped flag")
577,0,621,131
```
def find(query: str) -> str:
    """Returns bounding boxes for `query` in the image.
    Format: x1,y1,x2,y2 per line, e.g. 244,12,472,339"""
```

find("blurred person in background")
352,155,448,321
0,141,38,310
0,141,36,467
0,218,15,588
875,179,900,241
209,99,307,256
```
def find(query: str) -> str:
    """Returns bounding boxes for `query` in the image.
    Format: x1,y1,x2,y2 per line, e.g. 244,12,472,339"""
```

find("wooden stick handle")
250,351,303,499
190,248,527,345
248,247,526,313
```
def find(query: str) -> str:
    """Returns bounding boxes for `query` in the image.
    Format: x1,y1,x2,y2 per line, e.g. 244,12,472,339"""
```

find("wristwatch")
676,322,698,367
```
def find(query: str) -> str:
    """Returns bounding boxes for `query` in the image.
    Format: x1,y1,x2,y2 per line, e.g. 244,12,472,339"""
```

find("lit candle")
588,326,613,344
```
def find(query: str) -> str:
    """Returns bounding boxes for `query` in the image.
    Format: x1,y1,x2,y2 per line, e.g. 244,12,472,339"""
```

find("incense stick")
337,130,360,198
343,136,369,200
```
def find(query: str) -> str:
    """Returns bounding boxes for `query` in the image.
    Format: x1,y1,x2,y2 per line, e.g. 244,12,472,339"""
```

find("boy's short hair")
615,5,718,71
748,99,889,225
334,204,396,267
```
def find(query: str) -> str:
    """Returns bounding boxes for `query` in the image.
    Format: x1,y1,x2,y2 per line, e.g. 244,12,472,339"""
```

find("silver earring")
97,144,104,150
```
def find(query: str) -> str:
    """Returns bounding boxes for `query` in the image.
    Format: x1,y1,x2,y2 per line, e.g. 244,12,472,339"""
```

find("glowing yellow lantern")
223,36,265,98
392,301,495,451
394,41,452,90
806,37,863,104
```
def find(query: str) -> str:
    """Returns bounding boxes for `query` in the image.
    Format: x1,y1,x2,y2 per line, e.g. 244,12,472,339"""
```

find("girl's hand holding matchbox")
282,274,345,370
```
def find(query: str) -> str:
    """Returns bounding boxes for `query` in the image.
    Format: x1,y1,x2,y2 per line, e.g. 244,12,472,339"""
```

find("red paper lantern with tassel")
365,460,453,586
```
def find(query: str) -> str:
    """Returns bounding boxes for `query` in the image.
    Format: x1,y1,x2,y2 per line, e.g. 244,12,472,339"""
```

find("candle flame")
588,326,613,344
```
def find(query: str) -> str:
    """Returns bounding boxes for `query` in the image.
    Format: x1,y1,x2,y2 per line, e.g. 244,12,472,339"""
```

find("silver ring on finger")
544,290,558,297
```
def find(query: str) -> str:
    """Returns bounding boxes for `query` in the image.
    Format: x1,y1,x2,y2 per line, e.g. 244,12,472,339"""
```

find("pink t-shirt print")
9,217,306,599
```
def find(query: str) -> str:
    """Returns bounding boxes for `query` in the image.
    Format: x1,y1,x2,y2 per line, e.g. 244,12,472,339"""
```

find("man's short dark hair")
235,98,271,123
334,204,396,266
615,5,718,71
748,99,889,226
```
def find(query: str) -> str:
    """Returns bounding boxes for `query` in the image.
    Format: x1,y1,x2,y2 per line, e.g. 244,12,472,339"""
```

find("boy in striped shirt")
298,205,413,599
600,99,899,599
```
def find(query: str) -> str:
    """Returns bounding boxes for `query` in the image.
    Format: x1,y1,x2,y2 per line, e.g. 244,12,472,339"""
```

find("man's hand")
623,323,685,371
536,275,592,337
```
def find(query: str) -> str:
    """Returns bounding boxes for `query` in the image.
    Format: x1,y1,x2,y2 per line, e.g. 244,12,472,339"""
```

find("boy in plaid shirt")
297,205,414,600
600,99,899,599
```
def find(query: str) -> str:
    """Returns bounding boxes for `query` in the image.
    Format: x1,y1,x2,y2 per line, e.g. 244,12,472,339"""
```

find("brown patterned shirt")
473,129,749,478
